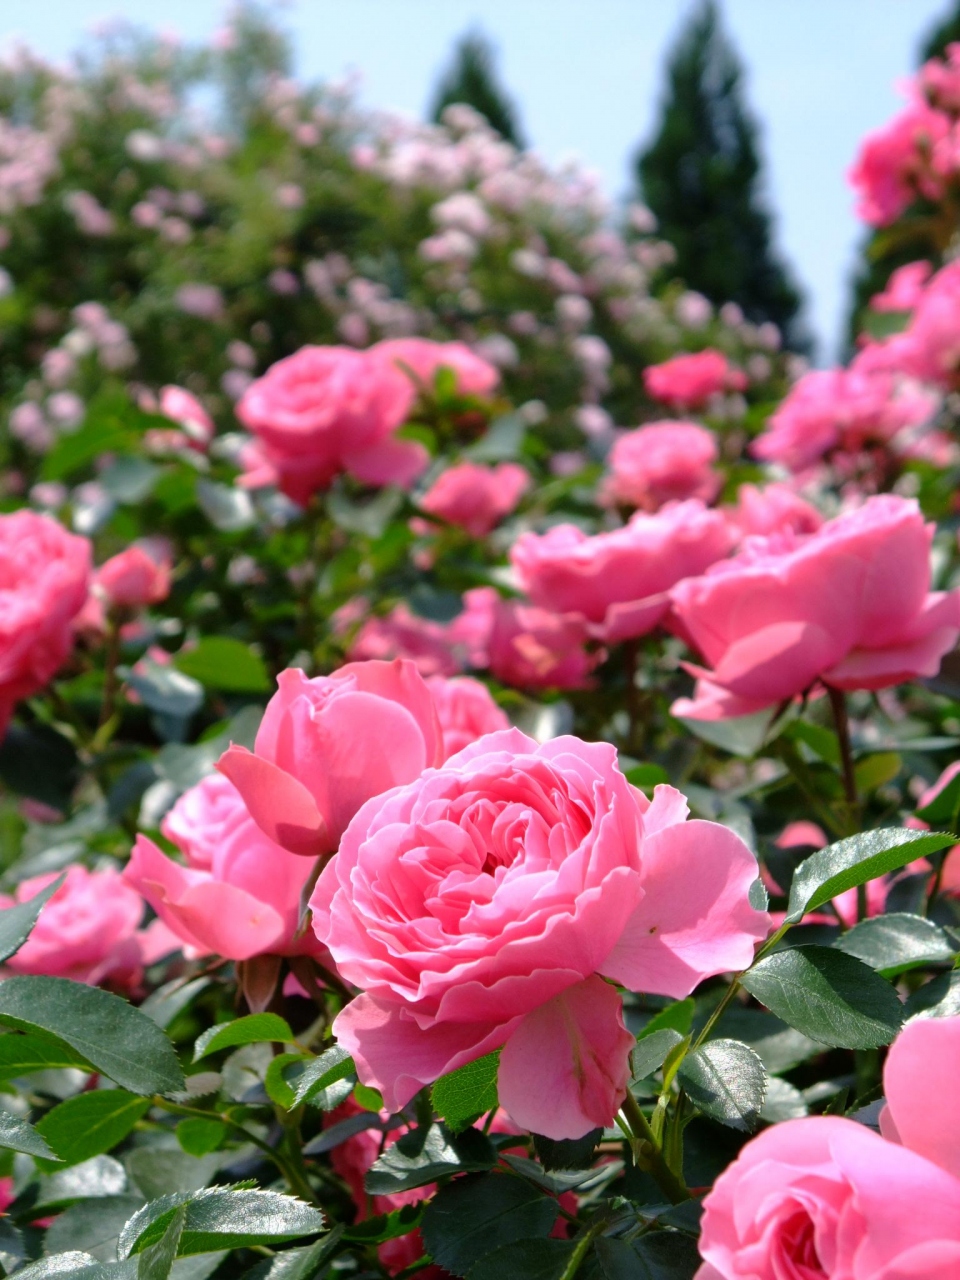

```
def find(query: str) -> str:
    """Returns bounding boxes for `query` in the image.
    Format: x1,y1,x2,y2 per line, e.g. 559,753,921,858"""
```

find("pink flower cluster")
850,42,960,226
603,421,721,510
697,1015,960,1277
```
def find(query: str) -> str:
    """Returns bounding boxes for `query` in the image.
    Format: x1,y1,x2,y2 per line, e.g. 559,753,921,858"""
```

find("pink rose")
510,501,732,644
0,511,91,737
370,337,500,398
643,350,746,410
696,1016,960,1279
426,674,509,758
159,385,214,448
871,259,960,388
1,866,145,989
870,261,932,313
417,462,529,537
455,586,600,690
671,496,960,720
217,659,444,856
849,100,950,226
236,345,428,506
728,484,823,540
95,543,171,610
346,604,465,677
751,368,937,473
124,773,328,961
603,422,720,510
311,730,768,1139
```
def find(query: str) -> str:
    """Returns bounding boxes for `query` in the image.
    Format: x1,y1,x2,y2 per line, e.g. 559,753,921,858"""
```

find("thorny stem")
558,1217,609,1280
618,1090,689,1204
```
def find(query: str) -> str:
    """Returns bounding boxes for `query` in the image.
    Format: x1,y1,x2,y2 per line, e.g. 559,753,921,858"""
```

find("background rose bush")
0,10,957,1280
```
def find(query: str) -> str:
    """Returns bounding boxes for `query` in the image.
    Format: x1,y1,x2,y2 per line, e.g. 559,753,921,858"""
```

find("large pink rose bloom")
511,501,732,644
125,773,327,962
236,345,428,506
696,1016,960,1279
218,659,443,856
311,730,768,1139
454,586,600,690
1,865,146,989
426,674,509,758
370,337,500,398
417,462,529,537
0,511,91,737
671,495,960,721
752,368,937,473
603,422,720,511
643,350,746,410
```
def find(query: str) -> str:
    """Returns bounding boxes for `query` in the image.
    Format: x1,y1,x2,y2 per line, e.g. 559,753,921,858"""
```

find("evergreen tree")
635,0,808,350
921,0,960,62
429,31,524,147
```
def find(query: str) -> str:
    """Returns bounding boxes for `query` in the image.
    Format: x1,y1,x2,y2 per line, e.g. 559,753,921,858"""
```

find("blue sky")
2,0,953,359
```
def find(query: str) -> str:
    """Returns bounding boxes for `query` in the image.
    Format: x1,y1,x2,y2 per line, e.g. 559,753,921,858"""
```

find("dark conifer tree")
429,31,524,147
636,0,808,350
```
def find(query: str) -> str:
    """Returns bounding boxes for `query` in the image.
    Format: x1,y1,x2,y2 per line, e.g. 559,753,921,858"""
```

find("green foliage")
193,1014,293,1061
836,912,957,975
365,1125,497,1195
432,1051,500,1133
36,1091,152,1167
421,1174,558,1277
677,1039,767,1132
118,1189,326,1256
0,872,65,963
635,0,807,348
0,977,185,1095
742,946,904,1049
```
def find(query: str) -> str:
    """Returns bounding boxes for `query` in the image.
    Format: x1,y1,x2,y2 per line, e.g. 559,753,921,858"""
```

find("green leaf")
290,1046,355,1108
835,913,956,976
11,1256,135,1280
175,639,270,695
0,1108,60,1159
0,977,185,1095
741,946,903,1049
432,1051,500,1134
36,1155,129,1208
626,1233,702,1279
0,872,66,963
904,968,960,1019
636,999,695,1041
917,771,960,825
40,398,137,481
138,1204,187,1280
422,1174,558,1277
366,1124,497,1195
327,486,404,537
535,1130,603,1174
785,829,956,924
193,1014,293,1062
37,1090,151,1167
467,1239,575,1280
45,1197,147,1265
120,662,204,721
264,1053,308,1109
118,1188,326,1257
176,1119,226,1158
677,1039,766,1132
343,1203,424,1245
624,764,670,791
239,1230,345,1280
141,979,212,1031
853,753,901,794
0,722,79,811
786,720,839,767
631,1029,685,1082
0,1217,24,1274
126,1150,221,1202
760,1078,808,1123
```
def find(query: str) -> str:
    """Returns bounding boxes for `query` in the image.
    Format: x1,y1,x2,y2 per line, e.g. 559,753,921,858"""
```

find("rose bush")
0,15,956,1279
